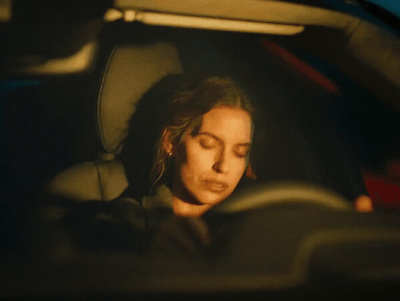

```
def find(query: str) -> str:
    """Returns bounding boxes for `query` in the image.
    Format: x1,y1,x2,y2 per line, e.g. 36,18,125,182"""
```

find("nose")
212,148,229,174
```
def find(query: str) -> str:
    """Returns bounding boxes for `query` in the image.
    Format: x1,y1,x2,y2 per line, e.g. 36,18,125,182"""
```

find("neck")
172,196,212,217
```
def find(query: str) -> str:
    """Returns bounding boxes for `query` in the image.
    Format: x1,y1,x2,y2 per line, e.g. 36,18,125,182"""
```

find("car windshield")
1,0,400,299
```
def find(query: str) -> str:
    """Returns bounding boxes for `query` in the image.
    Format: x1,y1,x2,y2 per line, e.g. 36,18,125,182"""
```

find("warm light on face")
171,105,252,217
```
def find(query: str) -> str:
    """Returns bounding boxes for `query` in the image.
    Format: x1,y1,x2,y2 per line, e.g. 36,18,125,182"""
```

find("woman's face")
171,105,252,216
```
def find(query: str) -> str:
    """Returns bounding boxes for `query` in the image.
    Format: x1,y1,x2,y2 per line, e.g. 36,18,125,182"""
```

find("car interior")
46,41,183,201
1,0,400,299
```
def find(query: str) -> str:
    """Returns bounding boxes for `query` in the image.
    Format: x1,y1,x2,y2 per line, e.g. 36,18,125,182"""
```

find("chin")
196,191,231,207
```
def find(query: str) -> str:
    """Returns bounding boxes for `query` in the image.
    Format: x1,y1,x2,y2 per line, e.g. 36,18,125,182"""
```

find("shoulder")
142,184,173,212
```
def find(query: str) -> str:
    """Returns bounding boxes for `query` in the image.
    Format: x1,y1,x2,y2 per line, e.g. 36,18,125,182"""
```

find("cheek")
174,143,212,183
182,148,214,180
231,161,247,182
185,142,215,168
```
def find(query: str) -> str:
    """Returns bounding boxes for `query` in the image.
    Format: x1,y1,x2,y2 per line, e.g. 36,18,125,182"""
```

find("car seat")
46,41,183,201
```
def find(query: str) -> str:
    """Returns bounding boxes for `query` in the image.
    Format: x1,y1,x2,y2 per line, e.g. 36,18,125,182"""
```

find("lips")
202,179,228,193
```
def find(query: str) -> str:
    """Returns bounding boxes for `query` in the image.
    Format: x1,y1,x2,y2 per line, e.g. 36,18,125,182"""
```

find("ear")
245,163,257,180
162,129,173,155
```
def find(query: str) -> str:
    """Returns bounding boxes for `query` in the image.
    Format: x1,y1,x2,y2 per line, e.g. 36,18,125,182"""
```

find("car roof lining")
114,0,400,90
1,0,399,111
115,0,358,29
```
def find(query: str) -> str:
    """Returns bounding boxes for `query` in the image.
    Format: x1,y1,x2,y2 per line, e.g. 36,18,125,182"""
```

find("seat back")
47,42,183,201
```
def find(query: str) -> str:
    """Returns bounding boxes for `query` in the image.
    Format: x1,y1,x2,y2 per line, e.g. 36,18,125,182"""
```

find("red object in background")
262,39,339,94
362,161,400,210
261,39,400,210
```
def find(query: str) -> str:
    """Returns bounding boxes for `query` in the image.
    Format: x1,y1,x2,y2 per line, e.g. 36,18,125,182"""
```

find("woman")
38,75,254,254
121,75,254,217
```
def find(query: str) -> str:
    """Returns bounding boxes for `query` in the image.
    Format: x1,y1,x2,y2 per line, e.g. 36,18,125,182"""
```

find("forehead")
199,105,252,141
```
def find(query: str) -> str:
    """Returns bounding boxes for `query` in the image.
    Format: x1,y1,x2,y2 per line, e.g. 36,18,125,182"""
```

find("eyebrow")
196,131,252,146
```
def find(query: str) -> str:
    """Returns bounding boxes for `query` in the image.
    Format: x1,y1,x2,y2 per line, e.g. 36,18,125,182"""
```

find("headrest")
97,42,183,154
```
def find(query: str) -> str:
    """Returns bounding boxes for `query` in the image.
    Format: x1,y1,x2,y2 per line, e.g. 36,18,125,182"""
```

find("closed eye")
234,145,250,158
199,136,218,149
